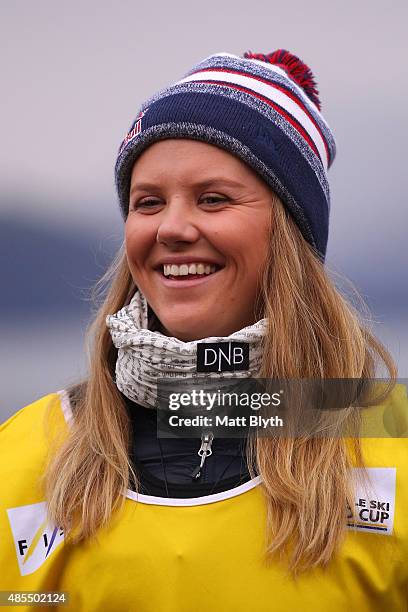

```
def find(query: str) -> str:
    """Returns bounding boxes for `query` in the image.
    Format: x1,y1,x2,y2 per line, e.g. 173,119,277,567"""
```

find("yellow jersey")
0,387,408,611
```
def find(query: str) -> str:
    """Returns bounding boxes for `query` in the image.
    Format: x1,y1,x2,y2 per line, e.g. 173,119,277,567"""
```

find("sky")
1,0,407,416
2,0,407,292
0,4,406,217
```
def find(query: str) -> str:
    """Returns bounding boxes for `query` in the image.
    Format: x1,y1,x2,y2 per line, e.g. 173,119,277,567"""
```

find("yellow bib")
1,388,408,611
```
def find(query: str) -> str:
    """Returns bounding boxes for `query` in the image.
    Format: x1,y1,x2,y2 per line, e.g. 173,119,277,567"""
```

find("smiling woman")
1,48,408,611
126,139,272,340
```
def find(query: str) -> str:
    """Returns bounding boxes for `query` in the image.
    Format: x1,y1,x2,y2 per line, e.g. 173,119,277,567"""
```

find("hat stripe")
209,52,317,103
176,74,326,169
176,70,328,170
200,80,321,164
187,66,330,166
187,53,336,165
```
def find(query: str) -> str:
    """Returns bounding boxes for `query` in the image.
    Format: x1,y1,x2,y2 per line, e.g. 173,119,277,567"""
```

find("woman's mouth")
156,262,224,288
164,262,219,278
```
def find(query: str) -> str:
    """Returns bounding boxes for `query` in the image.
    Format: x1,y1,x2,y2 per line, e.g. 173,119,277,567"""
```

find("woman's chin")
155,308,259,340
160,327,211,342
157,318,220,342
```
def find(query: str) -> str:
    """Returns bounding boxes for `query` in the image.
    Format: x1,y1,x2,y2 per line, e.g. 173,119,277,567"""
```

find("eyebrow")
129,177,246,196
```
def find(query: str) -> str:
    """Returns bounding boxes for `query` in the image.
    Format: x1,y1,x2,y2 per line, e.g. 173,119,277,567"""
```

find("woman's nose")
156,199,200,246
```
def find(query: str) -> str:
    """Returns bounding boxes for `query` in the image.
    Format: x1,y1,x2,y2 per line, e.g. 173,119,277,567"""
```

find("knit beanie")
115,49,336,259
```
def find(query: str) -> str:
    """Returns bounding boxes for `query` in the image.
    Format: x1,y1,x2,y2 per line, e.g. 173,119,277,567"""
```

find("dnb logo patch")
7,501,64,575
197,342,249,373
347,468,396,535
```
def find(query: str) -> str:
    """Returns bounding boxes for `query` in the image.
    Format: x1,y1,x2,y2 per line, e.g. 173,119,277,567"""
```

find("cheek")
251,213,271,252
244,228,269,283
125,220,155,264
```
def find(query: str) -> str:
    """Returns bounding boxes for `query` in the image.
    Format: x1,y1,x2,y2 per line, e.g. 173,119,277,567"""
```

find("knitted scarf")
106,291,267,409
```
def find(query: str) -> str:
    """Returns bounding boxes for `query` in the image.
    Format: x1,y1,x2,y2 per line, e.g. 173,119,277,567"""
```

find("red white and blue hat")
115,49,336,258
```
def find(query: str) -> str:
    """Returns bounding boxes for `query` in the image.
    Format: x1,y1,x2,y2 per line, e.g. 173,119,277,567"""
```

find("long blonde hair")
44,196,396,572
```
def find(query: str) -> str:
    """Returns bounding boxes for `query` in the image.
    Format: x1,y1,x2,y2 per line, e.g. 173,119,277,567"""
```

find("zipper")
191,431,214,480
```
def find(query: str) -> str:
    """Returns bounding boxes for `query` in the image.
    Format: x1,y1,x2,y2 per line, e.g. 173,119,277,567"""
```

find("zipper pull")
191,432,214,480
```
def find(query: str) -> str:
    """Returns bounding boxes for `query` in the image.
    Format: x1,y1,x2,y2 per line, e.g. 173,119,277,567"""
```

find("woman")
1,49,407,610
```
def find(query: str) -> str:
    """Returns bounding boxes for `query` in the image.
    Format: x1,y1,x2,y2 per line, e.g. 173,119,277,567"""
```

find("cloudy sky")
2,1,406,239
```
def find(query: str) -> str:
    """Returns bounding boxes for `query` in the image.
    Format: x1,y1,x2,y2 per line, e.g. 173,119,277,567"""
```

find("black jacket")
124,395,252,498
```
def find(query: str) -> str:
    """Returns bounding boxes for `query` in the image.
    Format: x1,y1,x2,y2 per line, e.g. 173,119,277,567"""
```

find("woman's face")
126,139,273,341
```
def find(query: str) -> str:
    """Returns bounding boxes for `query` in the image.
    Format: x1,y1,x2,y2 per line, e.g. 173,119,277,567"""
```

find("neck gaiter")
106,291,267,409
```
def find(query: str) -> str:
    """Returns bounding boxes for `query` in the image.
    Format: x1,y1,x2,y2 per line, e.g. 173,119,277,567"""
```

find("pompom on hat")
115,49,336,259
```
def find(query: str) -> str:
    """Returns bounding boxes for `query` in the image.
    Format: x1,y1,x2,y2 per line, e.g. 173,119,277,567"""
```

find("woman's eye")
200,194,228,205
134,199,162,209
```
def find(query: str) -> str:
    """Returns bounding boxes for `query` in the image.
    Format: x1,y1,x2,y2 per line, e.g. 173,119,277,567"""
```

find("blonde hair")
43,196,396,572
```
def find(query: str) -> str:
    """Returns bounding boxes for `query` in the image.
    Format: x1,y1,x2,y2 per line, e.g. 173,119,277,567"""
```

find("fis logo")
197,342,249,373
119,108,149,154
347,468,396,535
7,501,64,576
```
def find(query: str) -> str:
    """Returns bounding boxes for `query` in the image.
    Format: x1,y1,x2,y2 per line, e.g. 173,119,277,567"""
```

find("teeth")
162,263,218,277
